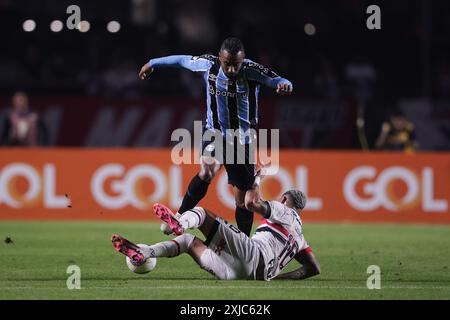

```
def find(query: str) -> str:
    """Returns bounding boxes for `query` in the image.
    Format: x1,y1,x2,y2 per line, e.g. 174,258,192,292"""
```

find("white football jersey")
251,201,309,280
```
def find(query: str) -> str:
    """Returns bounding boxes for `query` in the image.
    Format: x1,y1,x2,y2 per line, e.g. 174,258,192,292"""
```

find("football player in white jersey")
111,174,320,281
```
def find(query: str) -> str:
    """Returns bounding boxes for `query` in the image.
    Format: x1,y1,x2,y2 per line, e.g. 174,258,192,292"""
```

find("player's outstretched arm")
139,55,212,79
244,173,271,217
274,251,321,280
246,61,293,95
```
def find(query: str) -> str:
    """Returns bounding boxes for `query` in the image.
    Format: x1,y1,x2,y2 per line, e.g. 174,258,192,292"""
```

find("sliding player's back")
251,201,310,280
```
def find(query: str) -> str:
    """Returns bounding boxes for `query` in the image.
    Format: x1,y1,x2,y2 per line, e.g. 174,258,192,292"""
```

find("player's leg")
186,237,233,280
200,214,261,280
161,154,221,234
224,162,255,236
175,204,260,280
153,204,260,280
224,138,256,236
177,156,221,214
111,233,195,262
140,233,196,259
155,203,218,237
234,187,254,236
180,210,257,280
111,231,233,280
178,129,223,215
153,204,234,279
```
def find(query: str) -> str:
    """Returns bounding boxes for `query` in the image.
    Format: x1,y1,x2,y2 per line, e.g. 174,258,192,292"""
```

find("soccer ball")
125,244,157,274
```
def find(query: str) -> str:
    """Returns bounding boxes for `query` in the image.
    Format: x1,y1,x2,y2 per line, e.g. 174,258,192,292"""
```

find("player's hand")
256,162,268,180
276,82,293,95
139,63,154,80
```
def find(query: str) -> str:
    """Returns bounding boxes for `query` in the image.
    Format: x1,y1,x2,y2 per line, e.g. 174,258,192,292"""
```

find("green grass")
0,221,449,299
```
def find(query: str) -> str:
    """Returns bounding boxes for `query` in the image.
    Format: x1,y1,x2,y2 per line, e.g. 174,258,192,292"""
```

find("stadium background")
0,0,449,300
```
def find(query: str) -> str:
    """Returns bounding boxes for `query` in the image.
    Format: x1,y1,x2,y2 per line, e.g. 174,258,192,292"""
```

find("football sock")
142,234,195,259
235,206,254,236
178,174,210,213
178,207,206,230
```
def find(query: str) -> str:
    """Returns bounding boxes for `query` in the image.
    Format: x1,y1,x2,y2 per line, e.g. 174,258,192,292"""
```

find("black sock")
235,206,254,236
178,174,210,213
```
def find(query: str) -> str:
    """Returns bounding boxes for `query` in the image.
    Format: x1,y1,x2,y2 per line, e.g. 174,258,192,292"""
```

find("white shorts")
199,217,261,280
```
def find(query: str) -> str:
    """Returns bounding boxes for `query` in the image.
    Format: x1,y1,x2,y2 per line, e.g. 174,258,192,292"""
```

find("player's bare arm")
274,251,321,280
139,55,212,81
245,193,270,217
139,63,154,80
244,172,270,217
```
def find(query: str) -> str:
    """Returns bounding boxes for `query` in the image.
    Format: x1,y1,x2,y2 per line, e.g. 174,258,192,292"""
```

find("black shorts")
201,130,256,191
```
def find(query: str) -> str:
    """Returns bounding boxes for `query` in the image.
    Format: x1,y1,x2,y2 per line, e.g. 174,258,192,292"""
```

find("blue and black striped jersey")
149,54,292,144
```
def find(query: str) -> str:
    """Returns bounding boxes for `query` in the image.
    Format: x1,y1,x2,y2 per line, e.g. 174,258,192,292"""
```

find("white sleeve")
267,201,297,226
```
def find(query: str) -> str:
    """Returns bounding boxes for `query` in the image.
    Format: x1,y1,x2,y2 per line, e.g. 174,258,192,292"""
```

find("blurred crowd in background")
0,0,449,150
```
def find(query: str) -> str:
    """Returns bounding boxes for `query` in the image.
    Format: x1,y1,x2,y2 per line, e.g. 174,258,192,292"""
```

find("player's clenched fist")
276,82,293,95
139,63,154,80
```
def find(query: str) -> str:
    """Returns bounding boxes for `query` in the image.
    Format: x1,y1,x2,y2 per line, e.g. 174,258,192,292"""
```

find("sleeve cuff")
263,201,271,219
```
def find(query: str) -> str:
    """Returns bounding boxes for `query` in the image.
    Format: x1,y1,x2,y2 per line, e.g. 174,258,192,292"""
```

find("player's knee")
188,237,204,253
235,199,246,209
244,197,258,212
243,190,258,211
244,200,254,211
198,170,214,183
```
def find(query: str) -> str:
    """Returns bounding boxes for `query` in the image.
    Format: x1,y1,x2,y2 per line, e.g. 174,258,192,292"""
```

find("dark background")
0,0,449,149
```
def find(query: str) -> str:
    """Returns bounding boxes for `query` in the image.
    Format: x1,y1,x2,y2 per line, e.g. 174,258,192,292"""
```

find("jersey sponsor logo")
246,62,279,78
199,54,216,61
208,85,248,98
208,73,240,87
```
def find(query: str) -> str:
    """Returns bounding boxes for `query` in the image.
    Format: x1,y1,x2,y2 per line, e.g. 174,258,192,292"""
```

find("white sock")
178,207,206,230
141,233,195,259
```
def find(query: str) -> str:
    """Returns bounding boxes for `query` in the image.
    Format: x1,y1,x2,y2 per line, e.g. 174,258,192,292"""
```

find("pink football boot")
153,203,184,236
111,234,145,265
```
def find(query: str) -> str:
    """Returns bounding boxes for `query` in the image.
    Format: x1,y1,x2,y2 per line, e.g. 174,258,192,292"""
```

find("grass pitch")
0,221,449,300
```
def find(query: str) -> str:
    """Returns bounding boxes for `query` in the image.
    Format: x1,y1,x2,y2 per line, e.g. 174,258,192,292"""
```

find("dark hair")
283,190,307,210
220,37,245,55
